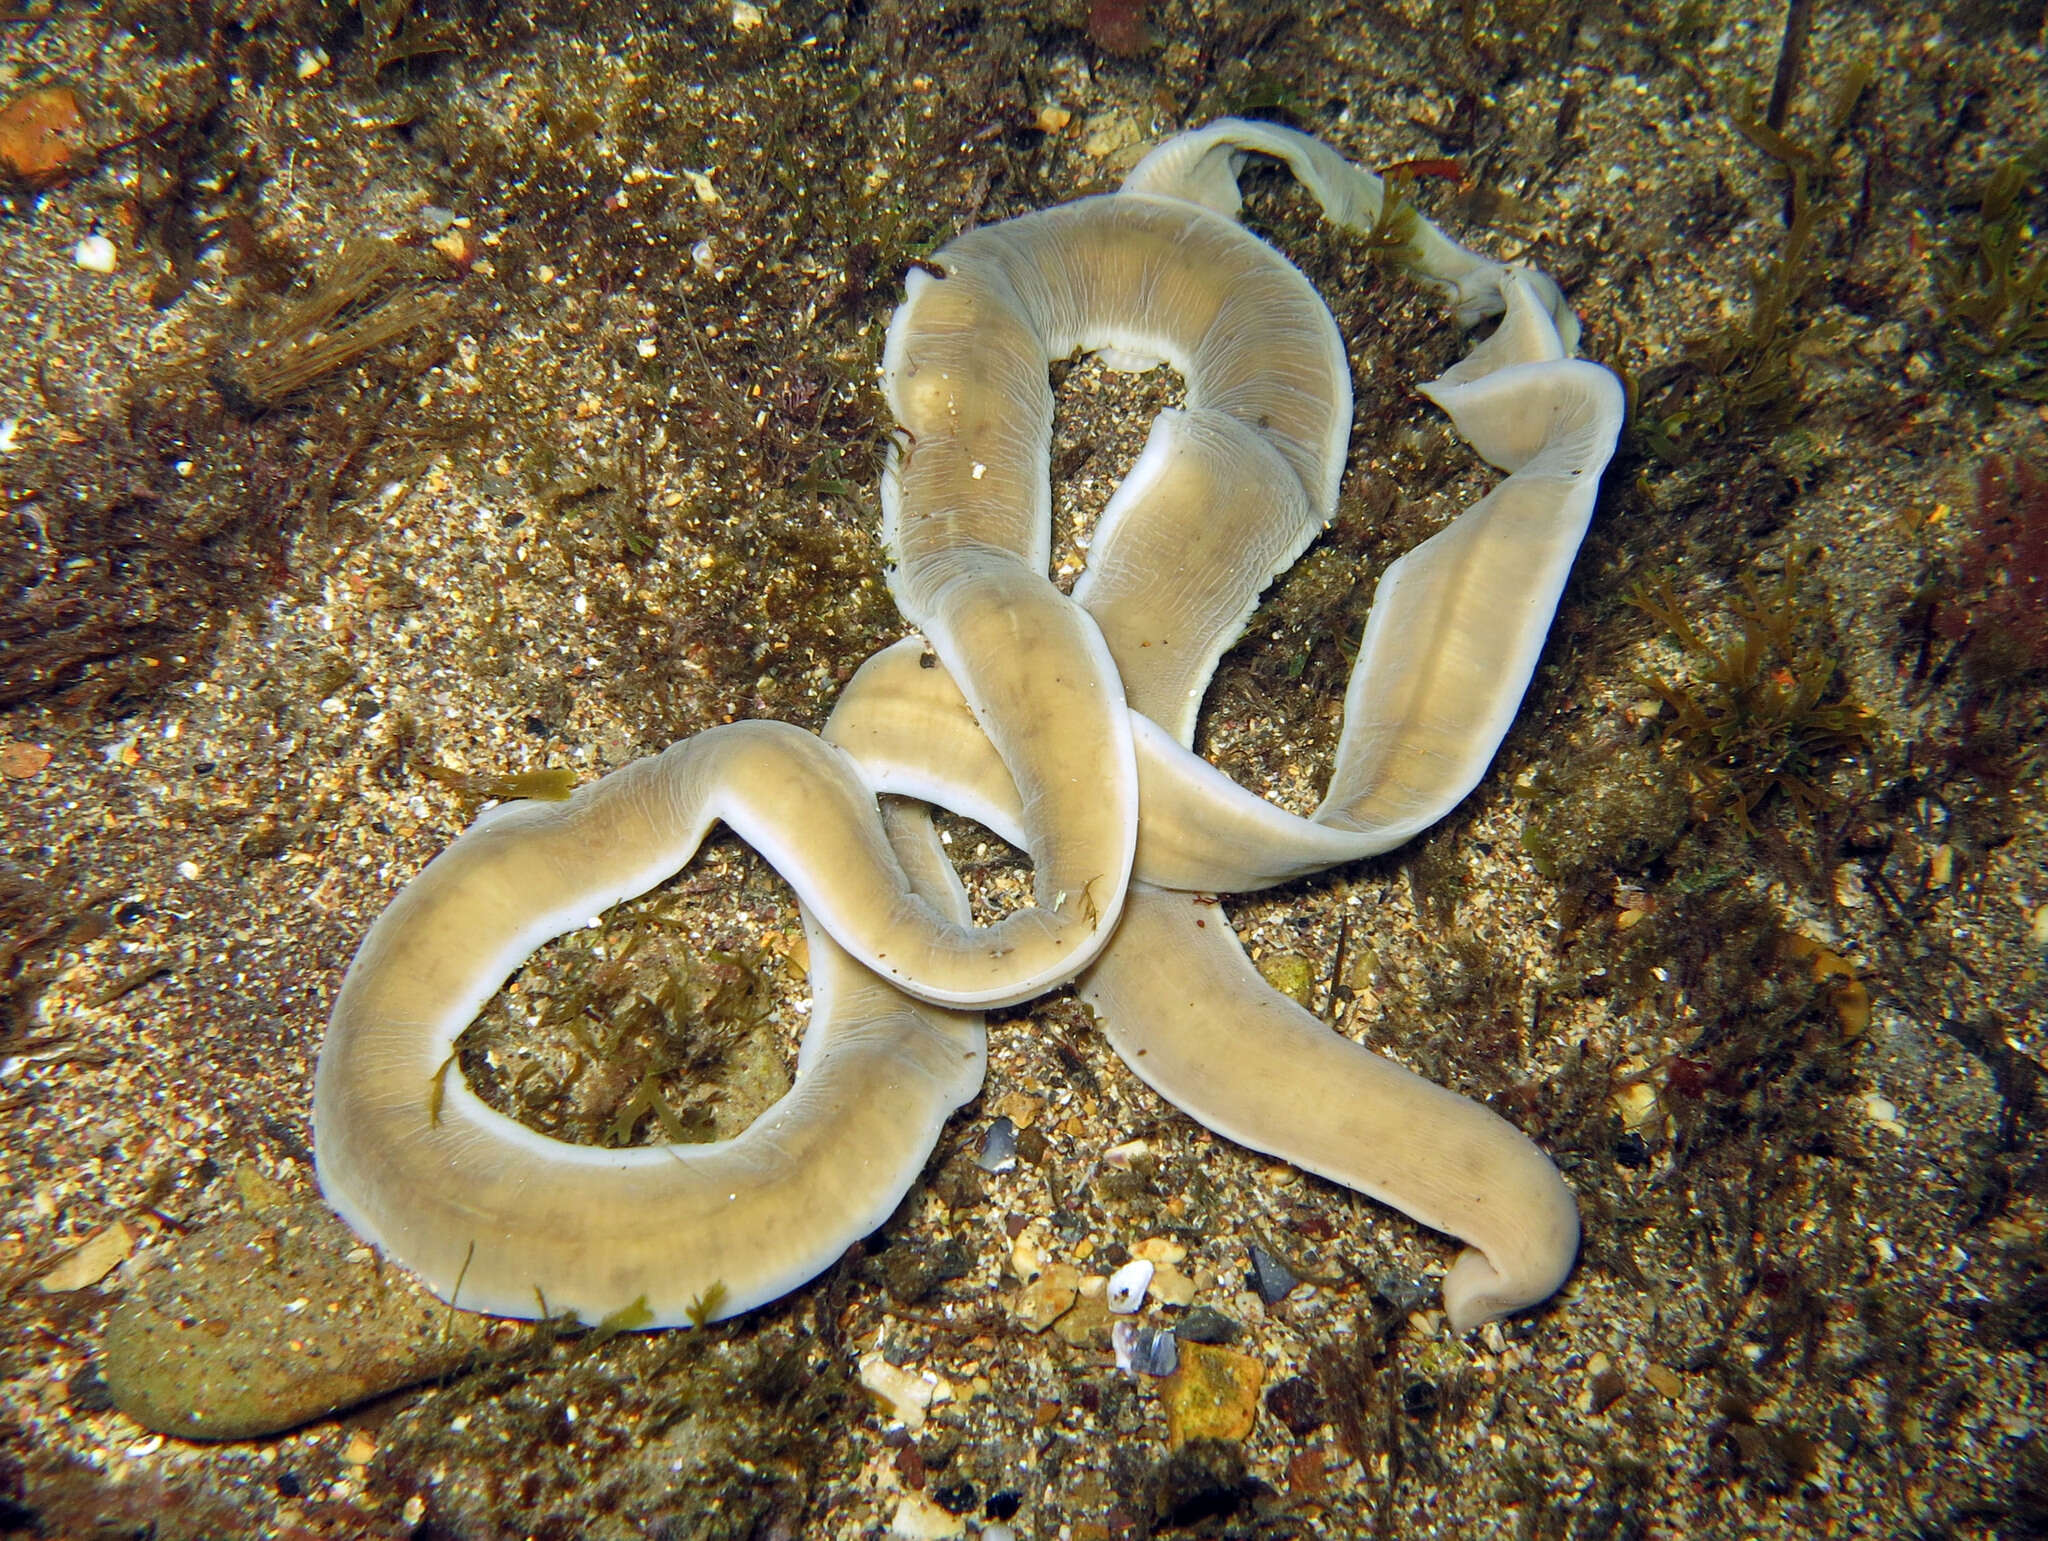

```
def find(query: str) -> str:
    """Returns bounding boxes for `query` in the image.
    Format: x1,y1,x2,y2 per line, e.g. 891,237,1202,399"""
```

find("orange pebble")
0,86,86,188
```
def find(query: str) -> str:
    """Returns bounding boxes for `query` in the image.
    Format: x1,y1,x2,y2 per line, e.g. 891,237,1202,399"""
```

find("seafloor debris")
210,239,450,416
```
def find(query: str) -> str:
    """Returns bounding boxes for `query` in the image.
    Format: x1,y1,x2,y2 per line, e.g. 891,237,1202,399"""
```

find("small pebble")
66,1367,115,1414
1374,1274,1431,1313
976,1116,1018,1174
1149,1261,1198,1307
0,739,56,779
1106,1258,1153,1313
1642,1363,1685,1401
992,1091,1043,1128
1008,1225,1047,1279
1175,1306,1240,1345
1247,1241,1299,1305
1264,1374,1327,1436
858,1352,936,1431
0,85,85,186
984,1491,1023,1522
1160,1340,1263,1446
73,234,118,273
886,1493,963,1540
1255,951,1315,1005
1862,1092,1905,1135
1050,1285,1114,1348
1587,1366,1628,1414
1013,1263,1079,1333
431,229,478,271
103,1203,525,1439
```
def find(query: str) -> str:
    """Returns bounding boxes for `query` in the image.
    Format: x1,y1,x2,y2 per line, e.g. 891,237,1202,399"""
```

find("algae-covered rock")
104,1201,531,1440
1159,1340,1265,1446
1519,740,1691,883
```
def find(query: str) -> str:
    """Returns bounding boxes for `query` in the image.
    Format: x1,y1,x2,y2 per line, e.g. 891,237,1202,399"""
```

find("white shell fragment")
1106,1258,1154,1313
314,118,1619,1334
857,1351,937,1431
72,234,118,273
976,1115,1019,1174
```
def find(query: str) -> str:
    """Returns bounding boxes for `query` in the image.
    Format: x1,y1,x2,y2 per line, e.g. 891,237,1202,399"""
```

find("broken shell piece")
1112,1318,1179,1377
38,1221,135,1292
72,234,118,274
1612,1080,1660,1131
976,1116,1018,1173
1104,1137,1152,1168
1862,1093,1905,1136
857,1351,935,1430
1107,1258,1153,1313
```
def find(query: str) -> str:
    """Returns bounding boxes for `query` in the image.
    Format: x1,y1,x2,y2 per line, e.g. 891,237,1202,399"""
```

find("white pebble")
886,1494,963,1540
856,1351,933,1430
1106,1258,1153,1313
73,235,118,274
